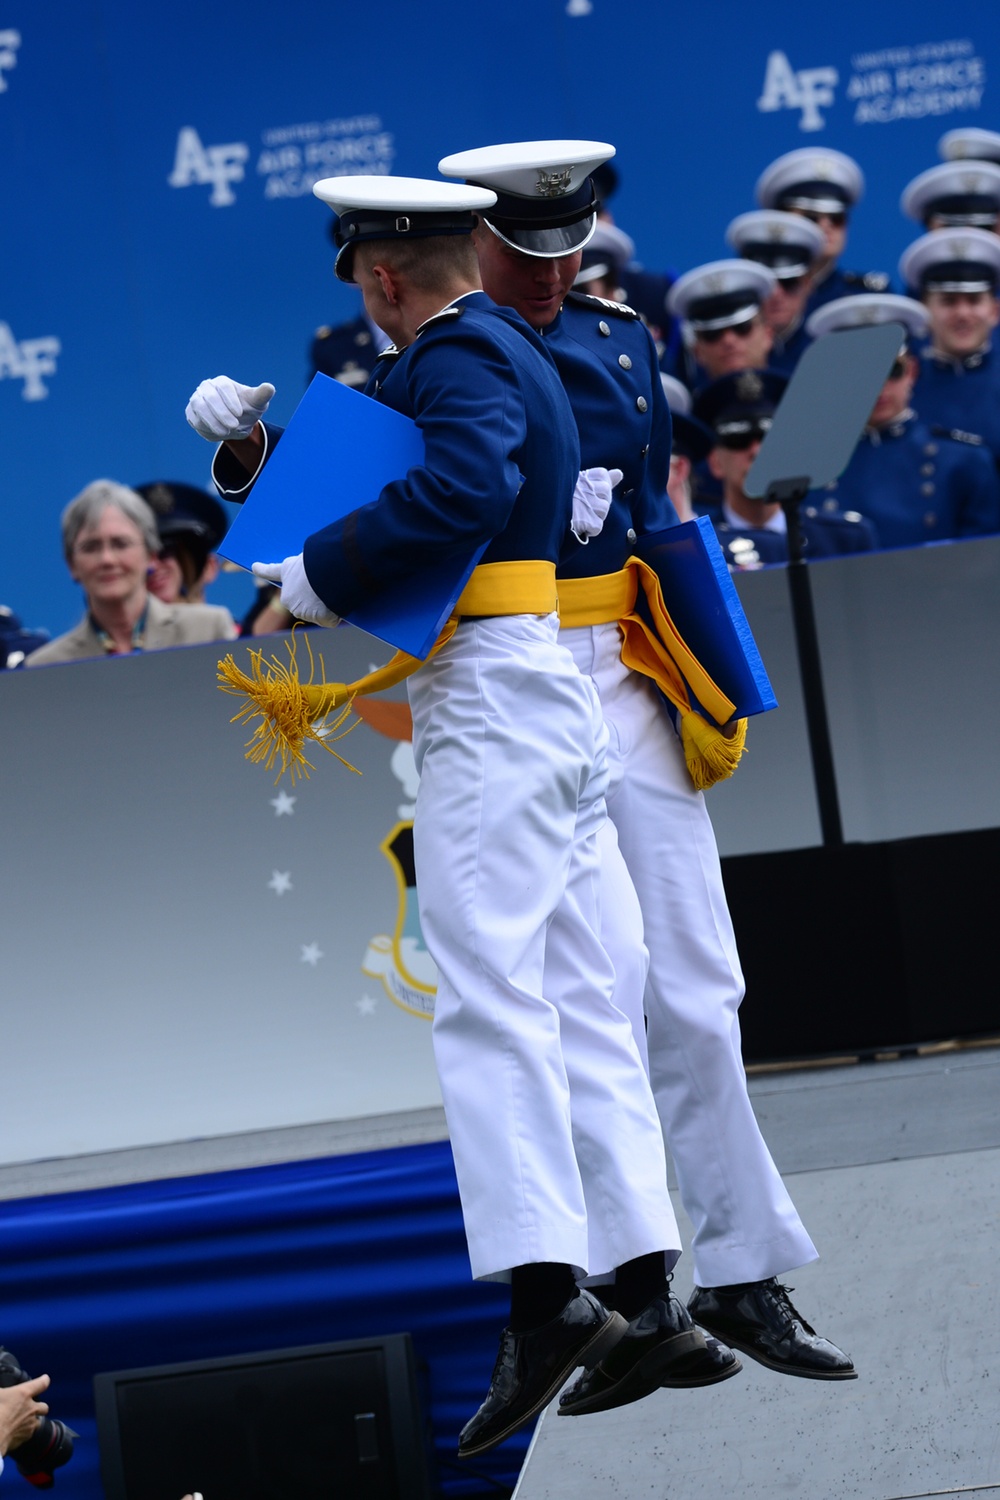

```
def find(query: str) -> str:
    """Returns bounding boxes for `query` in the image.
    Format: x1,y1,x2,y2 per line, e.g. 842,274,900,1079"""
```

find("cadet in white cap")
447,138,856,1396
939,127,1000,165
901,161,1000,232
666,259,775,388
187,173,684,1457
572,221,635,303
660,373,714,520
692,371,876,567
726,210,825,375
440,138,745,1418
806,293,1000,547
755,147,888,317
900,227,1000,463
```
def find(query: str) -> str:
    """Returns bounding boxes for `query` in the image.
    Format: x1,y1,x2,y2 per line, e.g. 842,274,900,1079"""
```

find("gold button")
599,321,611,336
636,396,648,412
619,354,632,370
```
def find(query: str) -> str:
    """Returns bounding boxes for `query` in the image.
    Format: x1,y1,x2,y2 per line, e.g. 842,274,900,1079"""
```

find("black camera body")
0,1349,74,1489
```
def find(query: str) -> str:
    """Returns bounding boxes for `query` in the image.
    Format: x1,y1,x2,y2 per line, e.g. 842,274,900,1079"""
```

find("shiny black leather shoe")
458,1289,627,1458
687,1279,857,1380
558,1291,741,1416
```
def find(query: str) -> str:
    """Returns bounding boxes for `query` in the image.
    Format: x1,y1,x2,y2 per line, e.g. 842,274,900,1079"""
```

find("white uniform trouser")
408,613,680,1283
562,621,818,1288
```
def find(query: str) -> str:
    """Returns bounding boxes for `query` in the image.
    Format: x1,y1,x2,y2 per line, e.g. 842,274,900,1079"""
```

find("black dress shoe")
558,1291,741,1416
687,1279,857,1380
458,1289,627,1457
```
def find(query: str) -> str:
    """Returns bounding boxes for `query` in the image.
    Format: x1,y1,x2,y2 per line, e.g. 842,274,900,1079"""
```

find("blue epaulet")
565,291,640,321
931,423,985,447
415,306,465,336
842,270,890,292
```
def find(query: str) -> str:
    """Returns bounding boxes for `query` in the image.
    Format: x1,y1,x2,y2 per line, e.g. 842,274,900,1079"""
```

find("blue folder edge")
220,374,484,660
637,516,778,719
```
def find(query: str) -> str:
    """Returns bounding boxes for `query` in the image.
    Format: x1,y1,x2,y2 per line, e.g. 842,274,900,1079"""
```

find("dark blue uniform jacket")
543,292,678,580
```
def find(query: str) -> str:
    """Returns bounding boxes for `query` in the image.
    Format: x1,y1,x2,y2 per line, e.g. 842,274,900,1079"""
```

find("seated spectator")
667,259,775,390
755,147,889,316
660,374,715,521
572,221,635,305
26,481,237,667
136,481,237,629
899,227,1000,465
0,605,49,668
939,126,1000,167
691,369,876,567
806,295,1000,549
725,210,825,375
900,161,1000,234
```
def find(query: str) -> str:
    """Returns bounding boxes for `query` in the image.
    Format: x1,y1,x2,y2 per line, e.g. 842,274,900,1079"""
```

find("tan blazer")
25,593,237,667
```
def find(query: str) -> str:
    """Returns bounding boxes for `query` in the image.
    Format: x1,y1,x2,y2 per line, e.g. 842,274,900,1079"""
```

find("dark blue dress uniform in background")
804,266,891,318
309,313,384,388
913,344,1000,467
815,411,1000,550
303,292,580,615
543,291,677,579
704,505,876,567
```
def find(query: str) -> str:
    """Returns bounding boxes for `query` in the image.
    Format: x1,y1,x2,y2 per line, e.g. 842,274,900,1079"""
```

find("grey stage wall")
2,536,998,1165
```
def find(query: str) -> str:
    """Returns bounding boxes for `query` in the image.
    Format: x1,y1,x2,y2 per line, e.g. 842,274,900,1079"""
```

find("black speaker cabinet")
94,1335,431,1500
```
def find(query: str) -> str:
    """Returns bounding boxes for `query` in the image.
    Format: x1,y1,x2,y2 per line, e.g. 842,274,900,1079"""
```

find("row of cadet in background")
8,132,1000,668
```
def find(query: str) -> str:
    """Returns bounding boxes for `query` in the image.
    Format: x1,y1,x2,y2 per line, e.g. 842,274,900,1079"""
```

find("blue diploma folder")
220,373,484,659
638,516,778,718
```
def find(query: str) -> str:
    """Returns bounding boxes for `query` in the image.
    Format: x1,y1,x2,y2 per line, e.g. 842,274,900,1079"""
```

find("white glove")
186,376,275,441
251,556,341,627
571,467,623,543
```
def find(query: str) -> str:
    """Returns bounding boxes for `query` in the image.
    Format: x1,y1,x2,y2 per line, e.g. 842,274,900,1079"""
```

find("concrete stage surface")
514,1047,1000,1500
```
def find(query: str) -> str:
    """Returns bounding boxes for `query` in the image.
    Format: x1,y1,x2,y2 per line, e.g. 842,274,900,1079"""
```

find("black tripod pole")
767,478,844,848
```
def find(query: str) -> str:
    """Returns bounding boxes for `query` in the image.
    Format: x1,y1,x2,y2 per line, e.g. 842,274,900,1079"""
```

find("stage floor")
515,1046,1000,1500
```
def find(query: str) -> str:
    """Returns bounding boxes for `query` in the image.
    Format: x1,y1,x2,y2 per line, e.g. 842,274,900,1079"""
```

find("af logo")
356,703,438,1019
758,50,839,132
168,126,250,207
0,322,60,400
0,29,20,92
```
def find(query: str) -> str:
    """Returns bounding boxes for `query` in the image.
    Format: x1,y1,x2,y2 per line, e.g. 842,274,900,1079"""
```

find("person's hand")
571,467,623,543
252,556,341,626
0,1374,49,1457
185,377,275,441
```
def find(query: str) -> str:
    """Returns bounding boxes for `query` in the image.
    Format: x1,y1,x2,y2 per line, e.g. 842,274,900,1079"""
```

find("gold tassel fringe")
680,713,748,791
217,630,361,784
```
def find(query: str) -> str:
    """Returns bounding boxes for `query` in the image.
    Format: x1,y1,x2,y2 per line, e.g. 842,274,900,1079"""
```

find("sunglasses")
775,275,806,292
886,359,908,381
698,319,758,344
718,424,770,451
799,210,847,228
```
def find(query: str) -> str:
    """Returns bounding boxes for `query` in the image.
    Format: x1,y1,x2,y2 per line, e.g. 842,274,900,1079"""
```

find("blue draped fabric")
0,1141,523,1496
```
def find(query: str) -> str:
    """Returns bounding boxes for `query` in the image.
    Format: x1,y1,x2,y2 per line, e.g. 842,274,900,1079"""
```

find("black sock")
614,1253,669,1320
509,1262,577,1333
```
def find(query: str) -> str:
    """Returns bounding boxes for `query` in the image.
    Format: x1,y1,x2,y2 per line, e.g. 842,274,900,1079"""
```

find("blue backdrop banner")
3,1,998,637
0,1142,522,1498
